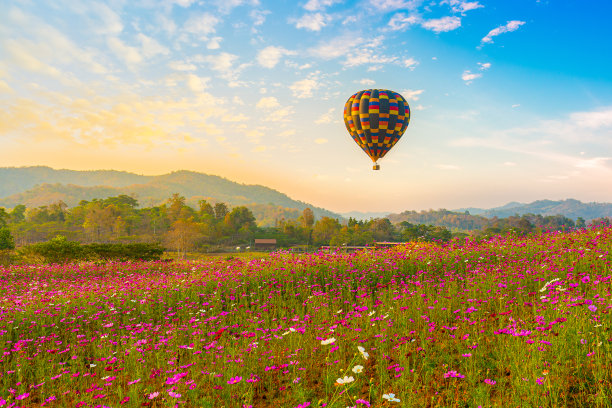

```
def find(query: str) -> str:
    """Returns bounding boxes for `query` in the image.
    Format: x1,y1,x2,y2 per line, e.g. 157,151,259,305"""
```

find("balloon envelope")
343,89,410,168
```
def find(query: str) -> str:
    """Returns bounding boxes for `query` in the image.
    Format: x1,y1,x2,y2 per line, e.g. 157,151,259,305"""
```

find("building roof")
254,239,277,244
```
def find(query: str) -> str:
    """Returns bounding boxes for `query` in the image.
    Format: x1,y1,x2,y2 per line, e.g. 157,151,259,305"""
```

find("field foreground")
1,228,611,407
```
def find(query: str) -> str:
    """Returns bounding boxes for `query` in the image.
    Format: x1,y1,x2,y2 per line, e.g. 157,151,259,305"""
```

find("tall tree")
214,202,229,221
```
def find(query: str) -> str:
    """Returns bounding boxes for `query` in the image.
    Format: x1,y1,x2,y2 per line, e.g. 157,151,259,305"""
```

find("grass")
0,227,610,407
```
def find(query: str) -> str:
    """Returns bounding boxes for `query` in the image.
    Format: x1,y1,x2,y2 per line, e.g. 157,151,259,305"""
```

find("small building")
253,239,277,250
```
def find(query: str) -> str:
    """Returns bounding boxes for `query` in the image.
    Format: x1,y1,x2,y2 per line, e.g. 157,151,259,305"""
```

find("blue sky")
1,0,612,213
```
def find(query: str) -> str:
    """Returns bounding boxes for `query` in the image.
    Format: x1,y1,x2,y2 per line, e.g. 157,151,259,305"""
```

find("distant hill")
455,199,612,220
0,166,342,224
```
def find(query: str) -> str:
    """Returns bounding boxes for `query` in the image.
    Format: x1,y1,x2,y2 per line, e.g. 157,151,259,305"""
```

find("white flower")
321,337,336,345
382,393,401,402
352,365,364,373
358,346,369,360
336,375,354,384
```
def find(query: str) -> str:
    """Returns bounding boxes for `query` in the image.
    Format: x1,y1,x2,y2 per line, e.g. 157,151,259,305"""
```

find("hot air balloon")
343,89,410,170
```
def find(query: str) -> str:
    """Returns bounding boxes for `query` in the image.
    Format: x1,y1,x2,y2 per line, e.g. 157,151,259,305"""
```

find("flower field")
1,227,611,407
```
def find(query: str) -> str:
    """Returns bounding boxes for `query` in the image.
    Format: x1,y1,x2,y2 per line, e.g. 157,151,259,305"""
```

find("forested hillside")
0,167,340,223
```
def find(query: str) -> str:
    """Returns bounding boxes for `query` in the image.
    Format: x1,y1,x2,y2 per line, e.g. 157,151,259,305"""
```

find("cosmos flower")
382,393,400,402
336,375,355,384
352,365,364,373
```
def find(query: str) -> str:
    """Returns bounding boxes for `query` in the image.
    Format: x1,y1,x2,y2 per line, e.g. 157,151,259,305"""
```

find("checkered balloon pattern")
343,89,410,165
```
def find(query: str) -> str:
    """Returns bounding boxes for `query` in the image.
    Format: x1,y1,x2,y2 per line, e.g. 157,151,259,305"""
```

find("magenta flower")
16,393,30,400
227,376,242,384
356,399,371,406
443,370,465,378
484,379,496,385
148,392,159,399
169,391,181,398
588,305,597,312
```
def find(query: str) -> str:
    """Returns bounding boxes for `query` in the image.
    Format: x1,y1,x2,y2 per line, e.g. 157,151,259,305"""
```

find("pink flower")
169,391,181,398
484,379,496,385
536,377,545,385
356,399,371,406
148,392,159,399
443,370,465,378
16,393,30,400
227,376,242,384
128,378,141,385
588,305,597,312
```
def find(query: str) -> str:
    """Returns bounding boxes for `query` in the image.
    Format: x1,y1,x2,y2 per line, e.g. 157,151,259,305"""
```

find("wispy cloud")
315,108,336,124
480,20,525,47
292,13,331,31
461,70,481,84
402,89,424,101
289,77,320,98
421,16,461,33
256,96,280,109
388,13,461,33
443,0,484,14
304,0,341,11
257,46,295,68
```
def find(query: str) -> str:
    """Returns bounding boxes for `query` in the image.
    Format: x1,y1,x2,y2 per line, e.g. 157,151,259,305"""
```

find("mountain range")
0,166,341,225
1,167,611,225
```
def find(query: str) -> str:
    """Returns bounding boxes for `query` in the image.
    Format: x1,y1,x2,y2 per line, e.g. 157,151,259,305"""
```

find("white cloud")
294,13,331,31
575,157,611,169
174,0,197,7
358,78,376,86
421,16,461,33
205,52,238,72
304,0,341,11
266,106,294,122
214,0,260,14
257,46,295,68
369,0,419,11
344,51,397,67
250,9,270,26
402,89,424,101
289,78,320,98
461,70,481,83
512,104,520,108
233,96,245,105
90,3,123,35
389,14,461,33
168,61,197,71
137,34,169,58
444,0,484,14
184,13,220,38
570,108,612,129
478,62,491,70
315,108,336,124
403,58,419,70
107,37,142,68
388,13,419,31
315,138,328,144
207,37,222,49
186,74,209,93
256,96,280,109
309,35,362,59
480,20,525,46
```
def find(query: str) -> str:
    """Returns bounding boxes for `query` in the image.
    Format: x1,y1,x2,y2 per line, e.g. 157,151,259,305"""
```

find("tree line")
1,194,610,262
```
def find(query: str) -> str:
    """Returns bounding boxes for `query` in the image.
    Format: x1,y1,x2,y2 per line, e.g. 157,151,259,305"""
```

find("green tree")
21,235,86,264
0,228,15,250
312,217,341,245
214,202,229,221
9,205,26,224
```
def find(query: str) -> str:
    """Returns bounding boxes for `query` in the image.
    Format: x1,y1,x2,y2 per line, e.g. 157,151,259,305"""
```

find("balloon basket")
373,164,380,170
